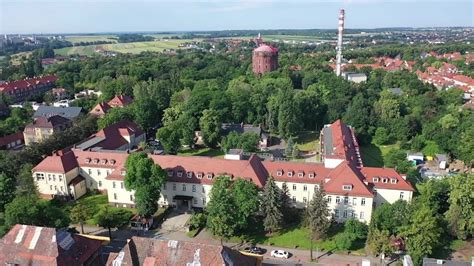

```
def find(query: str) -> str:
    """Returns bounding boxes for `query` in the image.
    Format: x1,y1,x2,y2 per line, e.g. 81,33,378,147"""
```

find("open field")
55,39,190,56
360,142,400,167
264,34,333,42
65,35,118,44
296,131,319,152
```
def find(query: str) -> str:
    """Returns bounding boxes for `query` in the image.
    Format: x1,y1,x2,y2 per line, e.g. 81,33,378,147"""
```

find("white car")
270,249,289,259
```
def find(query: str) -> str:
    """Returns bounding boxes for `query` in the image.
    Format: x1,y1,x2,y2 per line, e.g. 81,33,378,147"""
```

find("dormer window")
207,173,213,179
121,171,126,176
167,170,173,177
390,178,397,184
93,158,99,164
101,159,107,164
308,172,315,178
85,158,91,163
187,172,193,178
298,171,304,178
177,171,183,178
382,178,388,183
287,171,293,177
373,177,379,183
110,159,116,165
276,169,283,176
342,185,353,191
197,172,203,179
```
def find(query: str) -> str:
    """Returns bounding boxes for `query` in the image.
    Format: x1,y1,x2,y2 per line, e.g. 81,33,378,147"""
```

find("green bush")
189,212,207,230
335,233,353,250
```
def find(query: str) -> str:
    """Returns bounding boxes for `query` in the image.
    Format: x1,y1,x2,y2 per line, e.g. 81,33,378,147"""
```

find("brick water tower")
252,43,279,75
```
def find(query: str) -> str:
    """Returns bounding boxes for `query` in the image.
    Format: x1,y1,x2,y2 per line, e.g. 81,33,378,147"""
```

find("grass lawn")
296,131,319,152
360,142,400,167
55,39,191,56
264,35,330,42
65,35,118,44
178,147,225,158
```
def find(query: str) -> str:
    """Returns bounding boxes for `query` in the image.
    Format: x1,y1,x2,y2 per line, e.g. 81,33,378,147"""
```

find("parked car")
270,250,289,259
243,246,265,254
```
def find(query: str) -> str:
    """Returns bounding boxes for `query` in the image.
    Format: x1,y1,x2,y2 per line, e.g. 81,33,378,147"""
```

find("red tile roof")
24,115,70,130
0,131,24,147
33,150,78,173
78,119,144,150
361,167,414,191
263,160,331,184
107,95,133,108
0,224,102,266
322,119,363,167
325,162,373,197
0,75,58,94
89,102,111,116
106,237,257,266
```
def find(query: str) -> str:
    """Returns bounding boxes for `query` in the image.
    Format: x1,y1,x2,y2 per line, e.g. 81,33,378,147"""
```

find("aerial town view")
0,0,473,265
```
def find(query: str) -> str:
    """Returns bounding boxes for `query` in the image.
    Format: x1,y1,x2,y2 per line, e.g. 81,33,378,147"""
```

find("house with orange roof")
89,95,133,117
31,120,414,224
0,75,57,103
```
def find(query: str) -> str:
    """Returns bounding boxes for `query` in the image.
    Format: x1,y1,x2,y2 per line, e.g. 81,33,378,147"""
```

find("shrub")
335,233,353,250
189,212,207,230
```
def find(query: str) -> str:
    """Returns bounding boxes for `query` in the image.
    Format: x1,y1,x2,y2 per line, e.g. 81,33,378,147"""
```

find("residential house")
89,95,133,117
106,237,258,266
343,72,367,83
221,123,270,149
0,131,24,150
0,224,102,266
0,75,58,103
34,106,83,119
51,88,67,100
32,120,414,224
23,115,72,146
75,119,145,151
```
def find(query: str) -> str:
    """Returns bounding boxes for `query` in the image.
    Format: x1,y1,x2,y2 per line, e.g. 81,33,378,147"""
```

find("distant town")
0,6,473,266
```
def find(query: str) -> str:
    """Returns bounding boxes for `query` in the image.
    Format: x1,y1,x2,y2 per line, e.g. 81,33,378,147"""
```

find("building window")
336,196,341,204
353,198,357,205
88,169,92,175
335,209,339,218
391,178,397,184
172,183,176,191
202,198,206,205
343,210,347,218
373,177,379,183
361,198,366,206
308,172,315,178
344,197,349,205
202,187,205,193
292,184,296,191
303,197,307,204
48,174,51,180
314,185,320,192
182,184,186,191
97,170,101,176
277,170,283,176
187,172,193,178
121,182,124,189
163,184,167,190
98,181,102,187
303,185,307,191
50,185,52,190
193,198,197,205
177,171,183,177
59,176,62,182
400,192,404,199
360,212,365,220
36,173,44,180
167,170,173,177
106,170,110,175
382,178,388,183
197,173,203,179
60,186,63,192
351,210,355,218
298,172,304,178
130,195,134,201
164,195,168,202
342,185,352,191
292,196,296,203
192,185,196,192
52,174,56,181
207,174,213,179
287,171,293,177
113,182,116,188
114,193,117,200
327,196,332,203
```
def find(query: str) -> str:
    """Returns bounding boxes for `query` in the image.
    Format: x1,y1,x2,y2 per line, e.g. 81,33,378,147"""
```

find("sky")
0,0,473,34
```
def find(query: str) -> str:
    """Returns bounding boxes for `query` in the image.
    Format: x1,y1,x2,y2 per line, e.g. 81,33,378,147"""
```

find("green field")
264,34,332,42
296,131,319,152
65,35,118,44
55,39,190,56
360,142,400,167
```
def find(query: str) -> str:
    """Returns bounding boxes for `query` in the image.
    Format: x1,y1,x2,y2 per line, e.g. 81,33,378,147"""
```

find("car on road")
243,246,265,254
270,249,289,259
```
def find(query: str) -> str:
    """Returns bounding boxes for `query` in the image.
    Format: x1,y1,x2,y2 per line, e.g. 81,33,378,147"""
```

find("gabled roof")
0,75,57,94
34,106,83,119
107,95,133,107
361,167,414,192
25,115,70,130
263,160,331,184
325,162,373,197
106,237,257,266
89,102,111,116
0,224,102,266
33,150,78,173
0,131,24,147
221,123,262,136
322,119,363,167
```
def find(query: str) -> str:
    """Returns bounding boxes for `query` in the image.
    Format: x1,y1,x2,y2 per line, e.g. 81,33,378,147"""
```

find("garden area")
177,147,225,158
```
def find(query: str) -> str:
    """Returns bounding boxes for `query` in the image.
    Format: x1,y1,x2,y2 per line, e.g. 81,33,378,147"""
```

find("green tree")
366,228,393,256
400,205,442,265
344,219,368,241
4,195,39,227
15,164,37,197
199,109,222,148
70,202,92,234
156,124,181,154
335,233,353,251
96,207,132,239
445,174,474,240
385,149,412,173
232,179,260,232
0,173,16,212
306,184,330,261
124,152,166,217
280,182,292,224
261,176,283,234
277,89,302,139
206,176,237,242
373,127,391,145
422,141,442,157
